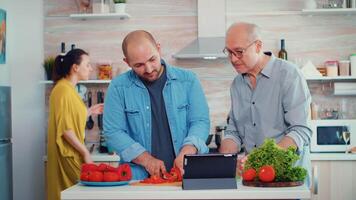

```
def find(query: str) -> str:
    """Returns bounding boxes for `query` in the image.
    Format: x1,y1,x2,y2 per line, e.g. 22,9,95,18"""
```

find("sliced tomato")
169,166,182,181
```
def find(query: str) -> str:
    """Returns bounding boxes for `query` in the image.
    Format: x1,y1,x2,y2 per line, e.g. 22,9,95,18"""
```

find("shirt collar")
259,52,274,78
130,59,176,88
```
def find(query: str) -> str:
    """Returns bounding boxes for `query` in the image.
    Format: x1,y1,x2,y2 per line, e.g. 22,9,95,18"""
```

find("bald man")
219,22,312,186
103,30,210,180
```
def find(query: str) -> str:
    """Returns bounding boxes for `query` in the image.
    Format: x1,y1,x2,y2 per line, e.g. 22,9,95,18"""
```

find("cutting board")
130,181,182,187
242,180,303,187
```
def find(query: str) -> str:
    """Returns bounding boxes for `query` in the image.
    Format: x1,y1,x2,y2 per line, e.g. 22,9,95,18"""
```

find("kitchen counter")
310,153,356,161
61,181,311,200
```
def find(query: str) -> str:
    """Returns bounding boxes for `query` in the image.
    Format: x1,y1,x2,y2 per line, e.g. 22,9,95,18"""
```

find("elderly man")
103,30,210,180
219,22,312,186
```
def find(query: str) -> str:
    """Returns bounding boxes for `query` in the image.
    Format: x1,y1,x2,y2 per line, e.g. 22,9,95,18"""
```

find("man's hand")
132,152,167,176
277,136,297,150
174,145,197,174
219,138,238,153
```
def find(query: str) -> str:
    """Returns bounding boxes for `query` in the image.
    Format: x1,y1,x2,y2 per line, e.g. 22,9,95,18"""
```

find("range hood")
173,0,226,59
172,37,226,59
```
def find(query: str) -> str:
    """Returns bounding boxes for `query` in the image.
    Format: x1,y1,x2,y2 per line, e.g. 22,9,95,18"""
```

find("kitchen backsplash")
44,0,356,142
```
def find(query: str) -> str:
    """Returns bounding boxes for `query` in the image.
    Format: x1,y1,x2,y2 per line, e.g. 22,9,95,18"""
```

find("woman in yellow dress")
47,49,103,200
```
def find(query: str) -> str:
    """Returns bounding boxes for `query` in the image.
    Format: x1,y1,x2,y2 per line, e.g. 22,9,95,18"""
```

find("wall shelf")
302,8,356,15
305,76,356,81
40,80,111,84
69,13,130,20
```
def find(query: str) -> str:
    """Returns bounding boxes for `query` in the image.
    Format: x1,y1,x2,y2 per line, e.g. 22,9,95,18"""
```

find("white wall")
0,0,45,200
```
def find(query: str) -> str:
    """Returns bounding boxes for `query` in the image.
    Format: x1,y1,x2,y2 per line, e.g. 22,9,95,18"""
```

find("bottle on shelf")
71,44,76,50
60,42,66,55
278,39,288,60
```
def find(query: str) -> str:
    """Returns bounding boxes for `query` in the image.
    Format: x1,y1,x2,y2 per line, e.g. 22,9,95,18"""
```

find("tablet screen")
183,153,237,179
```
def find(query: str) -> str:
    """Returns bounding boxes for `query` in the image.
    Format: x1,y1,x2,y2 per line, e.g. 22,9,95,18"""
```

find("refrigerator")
0,86,12,200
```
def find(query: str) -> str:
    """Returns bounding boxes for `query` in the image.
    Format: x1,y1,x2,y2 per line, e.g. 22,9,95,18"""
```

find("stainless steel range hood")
173,0,226,60
172,37,226,59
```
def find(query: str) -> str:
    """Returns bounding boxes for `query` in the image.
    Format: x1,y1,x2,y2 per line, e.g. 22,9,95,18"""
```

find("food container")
339,60,350,76
317,67,327,76
325,60,338,77
98,64,112,80
350,53,356,76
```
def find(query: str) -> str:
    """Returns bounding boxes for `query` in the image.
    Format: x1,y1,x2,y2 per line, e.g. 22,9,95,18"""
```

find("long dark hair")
52,49,89,83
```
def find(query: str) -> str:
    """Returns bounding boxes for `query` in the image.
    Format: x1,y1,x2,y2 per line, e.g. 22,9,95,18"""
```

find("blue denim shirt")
103,60,210,180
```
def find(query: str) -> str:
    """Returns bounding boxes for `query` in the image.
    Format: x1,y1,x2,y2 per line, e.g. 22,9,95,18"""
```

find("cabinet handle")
312,165,318,195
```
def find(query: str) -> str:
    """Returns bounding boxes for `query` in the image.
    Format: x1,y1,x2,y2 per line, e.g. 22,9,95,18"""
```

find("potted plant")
43,56,55,80
113,0,126,13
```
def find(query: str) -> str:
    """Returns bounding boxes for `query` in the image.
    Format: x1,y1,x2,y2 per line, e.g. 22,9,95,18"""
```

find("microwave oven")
310,119,356,153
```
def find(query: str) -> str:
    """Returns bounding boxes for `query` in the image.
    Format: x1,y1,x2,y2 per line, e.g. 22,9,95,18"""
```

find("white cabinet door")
311,161,356,200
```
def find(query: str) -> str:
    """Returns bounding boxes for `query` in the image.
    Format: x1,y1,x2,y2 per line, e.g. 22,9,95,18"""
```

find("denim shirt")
103,60,210,179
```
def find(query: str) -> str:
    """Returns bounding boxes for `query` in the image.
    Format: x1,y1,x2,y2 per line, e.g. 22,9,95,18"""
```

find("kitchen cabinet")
311,158,356,200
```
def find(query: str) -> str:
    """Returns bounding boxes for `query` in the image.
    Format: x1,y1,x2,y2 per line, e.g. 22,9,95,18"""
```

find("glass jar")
325,60,338,77
339,60,350,76
98,64,112,80
92,0,110,13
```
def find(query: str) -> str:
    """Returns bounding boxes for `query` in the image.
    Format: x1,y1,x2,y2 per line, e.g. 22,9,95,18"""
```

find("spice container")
98,64,112,80
339,60,350,76
325,60,338,77
350,53,356,76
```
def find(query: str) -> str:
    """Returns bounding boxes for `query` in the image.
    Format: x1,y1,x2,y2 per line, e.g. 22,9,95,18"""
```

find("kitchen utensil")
86,91,94,129
89,144,95,154
97,90,104,130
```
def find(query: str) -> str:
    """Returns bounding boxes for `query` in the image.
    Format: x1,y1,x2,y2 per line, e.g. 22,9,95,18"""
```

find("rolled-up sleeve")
282,70,312,151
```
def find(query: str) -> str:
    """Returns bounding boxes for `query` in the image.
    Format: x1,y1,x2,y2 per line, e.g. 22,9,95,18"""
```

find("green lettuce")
244,138,307,182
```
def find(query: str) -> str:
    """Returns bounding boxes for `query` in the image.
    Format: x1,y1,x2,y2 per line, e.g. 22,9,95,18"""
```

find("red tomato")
103,171,120,182
258,165,275,182
98,163,117,172
80,172,90,181
117,163,132,181
150,175,166,184
169,166,182,182
81,163,98,172
88,171,104,182
242,168,257,181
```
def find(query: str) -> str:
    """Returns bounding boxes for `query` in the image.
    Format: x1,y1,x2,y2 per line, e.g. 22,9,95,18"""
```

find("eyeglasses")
223,40,257,58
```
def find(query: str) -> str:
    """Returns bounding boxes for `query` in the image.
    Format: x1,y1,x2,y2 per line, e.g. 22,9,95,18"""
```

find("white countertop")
61,181,310,200
310,153,356,161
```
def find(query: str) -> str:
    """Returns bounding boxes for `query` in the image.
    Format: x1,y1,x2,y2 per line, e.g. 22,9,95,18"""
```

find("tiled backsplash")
44,0,356,142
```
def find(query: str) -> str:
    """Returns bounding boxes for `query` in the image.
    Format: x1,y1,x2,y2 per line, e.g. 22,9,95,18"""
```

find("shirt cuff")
182,136,209,154
286,131,304,153
120,142,146,162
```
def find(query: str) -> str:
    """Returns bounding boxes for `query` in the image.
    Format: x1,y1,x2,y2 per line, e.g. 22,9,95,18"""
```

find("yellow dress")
47,79,87,200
